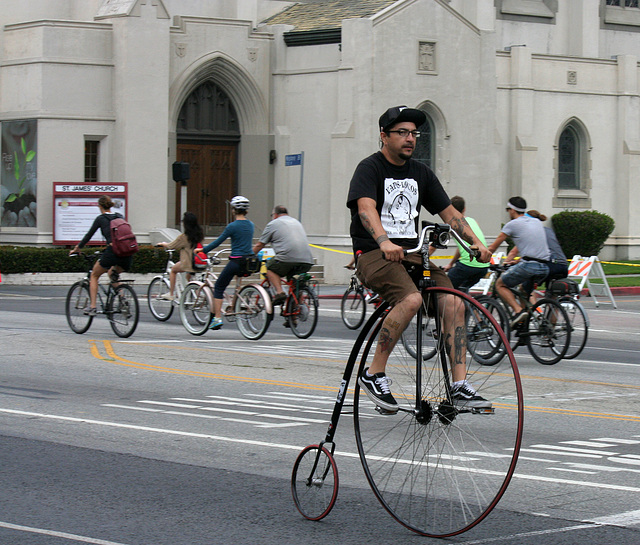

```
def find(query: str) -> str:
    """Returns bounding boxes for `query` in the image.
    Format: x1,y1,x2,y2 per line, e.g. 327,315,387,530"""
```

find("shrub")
0,245,167,274
551,210,615,258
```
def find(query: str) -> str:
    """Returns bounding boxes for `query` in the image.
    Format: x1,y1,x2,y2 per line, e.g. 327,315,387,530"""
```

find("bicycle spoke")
354,288,522,537
65,281,93,334
108,284,139,338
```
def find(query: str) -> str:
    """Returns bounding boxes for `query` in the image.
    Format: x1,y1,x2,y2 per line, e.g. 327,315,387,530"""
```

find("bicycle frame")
291,223,520,535
188,249,273,320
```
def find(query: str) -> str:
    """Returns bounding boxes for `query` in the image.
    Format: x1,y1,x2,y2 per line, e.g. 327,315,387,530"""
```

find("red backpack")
110,217,139,257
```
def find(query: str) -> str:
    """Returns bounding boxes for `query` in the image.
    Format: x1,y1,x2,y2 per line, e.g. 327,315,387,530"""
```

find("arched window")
553,119,591,208
558,125,579,190
413,113,435,170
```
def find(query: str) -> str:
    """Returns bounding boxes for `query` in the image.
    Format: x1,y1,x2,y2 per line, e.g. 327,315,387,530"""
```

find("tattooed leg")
440,293,468,382
368,292,422,374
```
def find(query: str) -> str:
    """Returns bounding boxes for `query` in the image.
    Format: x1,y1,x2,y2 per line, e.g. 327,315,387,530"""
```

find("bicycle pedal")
374,406,397,416
471,407,495,415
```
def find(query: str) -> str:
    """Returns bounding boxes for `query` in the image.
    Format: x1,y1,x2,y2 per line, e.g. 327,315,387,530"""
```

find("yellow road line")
89,340,640,423
90,340,339,392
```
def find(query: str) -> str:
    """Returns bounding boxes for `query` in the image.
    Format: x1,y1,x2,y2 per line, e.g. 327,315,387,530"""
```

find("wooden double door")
176,143,237,235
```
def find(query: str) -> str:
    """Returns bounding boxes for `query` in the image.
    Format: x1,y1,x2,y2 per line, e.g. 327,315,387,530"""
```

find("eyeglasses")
387,129,421,138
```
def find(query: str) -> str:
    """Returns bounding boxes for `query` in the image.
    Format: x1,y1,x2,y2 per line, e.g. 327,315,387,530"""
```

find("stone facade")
1,0,639,283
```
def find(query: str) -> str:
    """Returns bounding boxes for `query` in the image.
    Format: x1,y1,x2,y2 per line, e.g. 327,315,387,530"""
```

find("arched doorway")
176,81,239,234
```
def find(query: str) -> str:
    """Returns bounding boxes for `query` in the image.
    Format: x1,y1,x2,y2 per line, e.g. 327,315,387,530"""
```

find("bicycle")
263,271,319,339
476,264,571,365
147,248,207,321
537,278,589,359
340,272,381,330
179,249,273,340
291,222,523,537
66,251,139,338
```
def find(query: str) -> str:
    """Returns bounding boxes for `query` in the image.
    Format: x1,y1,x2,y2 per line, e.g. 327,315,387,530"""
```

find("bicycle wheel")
400,309,438,361
107,284,139,338
469,296,510,366
354,287,523,537
287,287,318,339
179,282,213,336
235,284,271,340
147,276,173,321
558,297,589,359
341,288,366,329
291,444,339,521
526,298,570,365
65,281,93,334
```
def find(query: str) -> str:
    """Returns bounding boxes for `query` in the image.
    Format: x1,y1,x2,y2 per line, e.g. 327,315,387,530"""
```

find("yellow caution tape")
599,260,640,267
309,244,640,268
308,244,352,255
309,243,456,259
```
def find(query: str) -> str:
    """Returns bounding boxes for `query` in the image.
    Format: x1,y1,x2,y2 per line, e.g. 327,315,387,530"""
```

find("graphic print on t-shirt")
382,177,419,238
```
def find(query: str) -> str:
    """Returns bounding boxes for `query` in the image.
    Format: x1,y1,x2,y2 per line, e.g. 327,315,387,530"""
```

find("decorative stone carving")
418,41,436,72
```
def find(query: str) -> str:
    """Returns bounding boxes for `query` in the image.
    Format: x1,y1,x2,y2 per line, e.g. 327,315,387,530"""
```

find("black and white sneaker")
358,368,398,413
451,382,492,409
510,310,527,329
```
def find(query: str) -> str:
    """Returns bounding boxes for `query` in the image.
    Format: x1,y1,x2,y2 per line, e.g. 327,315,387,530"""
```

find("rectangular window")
84,140,99,183
606,1,639,7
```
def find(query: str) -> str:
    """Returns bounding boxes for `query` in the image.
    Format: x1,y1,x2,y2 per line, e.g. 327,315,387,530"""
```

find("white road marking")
2,407,640,494
0,521,133,545
529,444,619,456
454,508,640,543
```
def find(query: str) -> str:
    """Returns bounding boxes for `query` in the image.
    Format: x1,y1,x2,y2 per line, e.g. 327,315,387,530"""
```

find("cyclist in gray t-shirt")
252,205,314,306
487,196,550,327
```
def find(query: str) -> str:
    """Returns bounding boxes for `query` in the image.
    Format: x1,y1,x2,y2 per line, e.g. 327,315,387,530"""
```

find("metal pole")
298,151,305,222
180,183,187,220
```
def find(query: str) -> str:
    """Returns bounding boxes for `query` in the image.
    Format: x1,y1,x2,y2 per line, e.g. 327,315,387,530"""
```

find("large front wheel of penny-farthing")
291,444,339,521
353,287,523,537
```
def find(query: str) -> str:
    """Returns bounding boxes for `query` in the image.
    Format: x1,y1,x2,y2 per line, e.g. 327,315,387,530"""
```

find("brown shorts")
355,249,452,307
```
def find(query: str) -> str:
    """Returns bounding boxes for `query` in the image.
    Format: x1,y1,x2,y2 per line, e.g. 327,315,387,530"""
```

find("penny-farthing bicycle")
291,222,524,537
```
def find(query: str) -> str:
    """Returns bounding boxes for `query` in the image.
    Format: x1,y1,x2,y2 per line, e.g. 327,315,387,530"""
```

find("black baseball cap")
379,106,426,132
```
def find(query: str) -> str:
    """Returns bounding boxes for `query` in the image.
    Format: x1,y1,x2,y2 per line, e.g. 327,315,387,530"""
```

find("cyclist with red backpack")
156,211,205,301
69,195,135,317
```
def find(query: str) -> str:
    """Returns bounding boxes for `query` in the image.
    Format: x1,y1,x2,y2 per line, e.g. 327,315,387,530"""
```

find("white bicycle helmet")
230,195,250,211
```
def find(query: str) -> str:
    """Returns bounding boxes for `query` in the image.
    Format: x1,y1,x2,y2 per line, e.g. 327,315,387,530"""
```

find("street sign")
285,154,302,166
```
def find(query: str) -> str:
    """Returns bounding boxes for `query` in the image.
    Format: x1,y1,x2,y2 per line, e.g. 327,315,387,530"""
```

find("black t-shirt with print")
347,151,450,254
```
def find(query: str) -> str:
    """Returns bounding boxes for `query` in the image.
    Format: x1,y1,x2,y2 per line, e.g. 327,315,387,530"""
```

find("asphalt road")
0,285,639,544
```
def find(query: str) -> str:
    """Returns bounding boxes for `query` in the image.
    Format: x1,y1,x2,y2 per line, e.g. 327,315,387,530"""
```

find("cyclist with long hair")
156,211,204,301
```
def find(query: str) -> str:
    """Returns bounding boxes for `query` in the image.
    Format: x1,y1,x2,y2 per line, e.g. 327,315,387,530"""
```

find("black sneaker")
84,307,97,317
358,368,398,413
109,270,120,284
272,292,286,306
451,382,492,409
509,310,527,329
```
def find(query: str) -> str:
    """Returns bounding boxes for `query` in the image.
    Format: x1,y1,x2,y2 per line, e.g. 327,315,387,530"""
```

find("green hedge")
0,245,167,274
551,210,615,258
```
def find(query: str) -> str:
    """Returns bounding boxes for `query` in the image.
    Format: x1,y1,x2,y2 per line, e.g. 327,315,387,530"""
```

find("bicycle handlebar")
403,221,481,260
